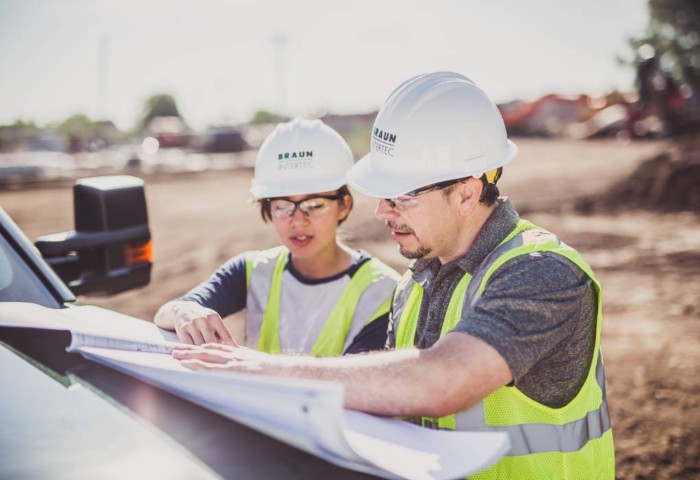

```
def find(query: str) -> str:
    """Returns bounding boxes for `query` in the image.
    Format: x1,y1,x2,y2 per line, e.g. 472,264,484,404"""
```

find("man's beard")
387,221,433,259
399,243,432,259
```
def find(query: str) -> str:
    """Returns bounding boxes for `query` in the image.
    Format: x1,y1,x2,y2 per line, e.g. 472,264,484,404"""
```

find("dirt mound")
576,136,700,213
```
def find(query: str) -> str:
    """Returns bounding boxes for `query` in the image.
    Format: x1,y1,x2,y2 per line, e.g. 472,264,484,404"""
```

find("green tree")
139,94,184,130
634,0,700,96
58,114,94,136
623,0,700,133
249,109,286,124
0,120,41,152
57,114,122,140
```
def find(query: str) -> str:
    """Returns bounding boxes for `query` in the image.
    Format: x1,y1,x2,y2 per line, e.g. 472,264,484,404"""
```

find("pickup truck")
0,175,373,479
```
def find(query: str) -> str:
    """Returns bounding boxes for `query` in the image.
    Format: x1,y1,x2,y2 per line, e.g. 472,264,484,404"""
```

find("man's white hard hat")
250,118,353,198
348,72,518,199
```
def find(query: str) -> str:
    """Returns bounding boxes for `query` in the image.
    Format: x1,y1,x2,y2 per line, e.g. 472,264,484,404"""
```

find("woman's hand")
156,301,237,346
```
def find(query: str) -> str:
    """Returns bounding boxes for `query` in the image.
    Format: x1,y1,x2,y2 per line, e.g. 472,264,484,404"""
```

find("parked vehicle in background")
201,126,250,153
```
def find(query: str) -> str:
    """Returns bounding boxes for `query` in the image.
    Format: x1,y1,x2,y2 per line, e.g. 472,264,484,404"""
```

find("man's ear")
456,177,483,217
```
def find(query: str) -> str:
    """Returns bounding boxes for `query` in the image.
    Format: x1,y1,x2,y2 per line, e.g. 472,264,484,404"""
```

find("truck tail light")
125,240,153,266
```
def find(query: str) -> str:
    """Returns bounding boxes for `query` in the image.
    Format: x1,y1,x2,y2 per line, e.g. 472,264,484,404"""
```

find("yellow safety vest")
393,220,615,479
246,246,398,356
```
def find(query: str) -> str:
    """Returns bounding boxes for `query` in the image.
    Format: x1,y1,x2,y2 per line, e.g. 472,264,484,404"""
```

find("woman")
155,118,399,355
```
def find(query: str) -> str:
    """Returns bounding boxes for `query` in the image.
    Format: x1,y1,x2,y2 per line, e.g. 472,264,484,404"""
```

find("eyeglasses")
266,194,343,219
384,178,467,210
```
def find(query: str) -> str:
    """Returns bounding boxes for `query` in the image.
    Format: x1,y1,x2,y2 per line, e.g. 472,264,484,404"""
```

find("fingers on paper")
179,359,226,371
172,348,230,364
200,342,236,353
213,325,238,346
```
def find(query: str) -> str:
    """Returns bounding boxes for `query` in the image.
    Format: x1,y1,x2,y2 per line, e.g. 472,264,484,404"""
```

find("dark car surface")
0,176,375,479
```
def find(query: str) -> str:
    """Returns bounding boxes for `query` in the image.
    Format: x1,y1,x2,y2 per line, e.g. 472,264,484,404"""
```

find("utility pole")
96,35,110,120
271,34,288,117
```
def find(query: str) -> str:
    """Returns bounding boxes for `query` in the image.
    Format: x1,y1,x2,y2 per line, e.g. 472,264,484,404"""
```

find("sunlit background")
1,0,648,129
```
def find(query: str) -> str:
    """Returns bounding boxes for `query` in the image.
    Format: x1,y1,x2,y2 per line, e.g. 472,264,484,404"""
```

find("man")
173,72,615,479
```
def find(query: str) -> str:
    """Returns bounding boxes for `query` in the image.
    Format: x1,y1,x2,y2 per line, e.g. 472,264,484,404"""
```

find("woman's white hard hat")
348,72,517,199
250,117,353,199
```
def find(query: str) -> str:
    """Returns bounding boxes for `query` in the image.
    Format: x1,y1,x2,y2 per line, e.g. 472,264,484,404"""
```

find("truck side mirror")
35,175,152,296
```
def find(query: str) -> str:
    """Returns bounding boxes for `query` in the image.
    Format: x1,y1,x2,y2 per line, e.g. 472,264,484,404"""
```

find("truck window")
0,235,61,308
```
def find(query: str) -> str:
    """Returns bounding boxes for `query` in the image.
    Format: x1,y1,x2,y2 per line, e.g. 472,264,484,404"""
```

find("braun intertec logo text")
278,151,313,160
277,151,314,170
371,128,396,157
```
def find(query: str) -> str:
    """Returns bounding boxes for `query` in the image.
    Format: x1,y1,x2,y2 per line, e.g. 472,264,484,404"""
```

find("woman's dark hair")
258,185,354,225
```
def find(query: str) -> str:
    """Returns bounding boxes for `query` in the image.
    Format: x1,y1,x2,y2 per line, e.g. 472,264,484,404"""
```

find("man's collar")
454,197,519,274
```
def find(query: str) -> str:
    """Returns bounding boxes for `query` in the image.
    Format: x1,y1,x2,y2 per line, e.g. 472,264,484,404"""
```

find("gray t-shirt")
388,198,596,408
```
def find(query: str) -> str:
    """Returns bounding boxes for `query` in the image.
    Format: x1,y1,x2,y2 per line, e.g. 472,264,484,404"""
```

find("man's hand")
155,301,237,346
172,343,270,372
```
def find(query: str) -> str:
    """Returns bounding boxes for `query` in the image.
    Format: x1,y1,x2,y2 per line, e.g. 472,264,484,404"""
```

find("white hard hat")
348,72,517,198
250,117,353,198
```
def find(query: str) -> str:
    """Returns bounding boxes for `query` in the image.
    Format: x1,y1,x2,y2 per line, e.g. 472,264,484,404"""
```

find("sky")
0,0,650,130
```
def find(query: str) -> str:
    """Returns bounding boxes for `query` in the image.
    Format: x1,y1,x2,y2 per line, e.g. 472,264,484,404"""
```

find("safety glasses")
384,178,467,210
266,194,343,219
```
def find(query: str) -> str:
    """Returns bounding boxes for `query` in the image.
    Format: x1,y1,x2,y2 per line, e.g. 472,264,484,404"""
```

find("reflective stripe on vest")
246,247,395,356
392,220,615,478
450,354,611,455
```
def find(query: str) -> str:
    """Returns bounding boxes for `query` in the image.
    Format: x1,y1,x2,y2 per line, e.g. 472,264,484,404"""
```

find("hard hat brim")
250,176,348,199
348,139,518,199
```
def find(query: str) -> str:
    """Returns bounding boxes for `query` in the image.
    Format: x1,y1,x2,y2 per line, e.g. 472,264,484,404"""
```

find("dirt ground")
2,138,698,479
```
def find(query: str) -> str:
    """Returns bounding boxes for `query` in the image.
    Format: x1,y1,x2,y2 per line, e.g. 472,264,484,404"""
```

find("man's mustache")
386,221,414,235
